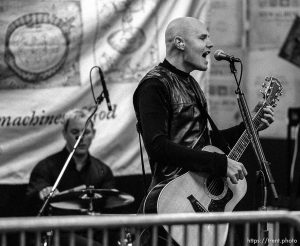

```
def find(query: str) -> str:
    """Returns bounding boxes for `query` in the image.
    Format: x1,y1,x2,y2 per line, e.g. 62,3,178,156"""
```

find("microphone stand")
37,91,106,245
228,59,278,244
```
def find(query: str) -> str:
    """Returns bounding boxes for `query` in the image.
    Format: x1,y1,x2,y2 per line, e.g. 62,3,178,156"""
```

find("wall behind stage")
0,0,210,184
208,0,300,139
0,0,300,185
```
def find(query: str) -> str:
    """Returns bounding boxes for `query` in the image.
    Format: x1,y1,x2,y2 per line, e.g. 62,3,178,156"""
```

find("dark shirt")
133,60,245,182
26,147,115,214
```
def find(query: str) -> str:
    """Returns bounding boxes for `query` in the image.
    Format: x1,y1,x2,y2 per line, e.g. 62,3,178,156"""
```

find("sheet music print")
0,0,82,89
94,0,160,84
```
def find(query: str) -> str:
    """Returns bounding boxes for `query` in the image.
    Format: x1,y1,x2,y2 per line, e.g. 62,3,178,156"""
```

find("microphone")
98,67,112,111
214,49,240,62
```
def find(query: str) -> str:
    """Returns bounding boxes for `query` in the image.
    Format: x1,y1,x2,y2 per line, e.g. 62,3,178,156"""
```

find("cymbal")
50,187,134,213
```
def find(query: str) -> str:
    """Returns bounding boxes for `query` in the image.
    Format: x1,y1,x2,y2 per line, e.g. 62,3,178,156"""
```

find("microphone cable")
89,66,100,105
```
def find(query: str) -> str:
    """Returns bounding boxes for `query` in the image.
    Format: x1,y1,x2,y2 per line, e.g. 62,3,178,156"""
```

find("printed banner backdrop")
0,0,210,184
246,50,300,139
209,0,244,48
208,49,245,130
249,0,300,50
248,0,300,138
207,0,245,129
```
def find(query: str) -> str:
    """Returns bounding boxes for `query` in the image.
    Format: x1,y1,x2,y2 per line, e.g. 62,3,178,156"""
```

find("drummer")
26,108,115,215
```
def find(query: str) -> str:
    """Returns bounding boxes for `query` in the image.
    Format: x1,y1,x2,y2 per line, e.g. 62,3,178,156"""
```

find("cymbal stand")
85,186,101,215
37,92,106,245
228,60,278,245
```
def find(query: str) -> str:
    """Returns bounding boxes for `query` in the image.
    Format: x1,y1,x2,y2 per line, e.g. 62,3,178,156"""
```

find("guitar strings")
207,104,267,196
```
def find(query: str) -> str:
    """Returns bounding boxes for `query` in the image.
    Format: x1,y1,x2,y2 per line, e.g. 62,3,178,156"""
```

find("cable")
238,61,243,87
290,123,300,183
232,60,243,91
89,66,100,104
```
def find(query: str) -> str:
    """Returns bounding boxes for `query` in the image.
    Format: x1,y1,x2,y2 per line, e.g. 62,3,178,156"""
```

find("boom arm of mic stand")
37,105,99,217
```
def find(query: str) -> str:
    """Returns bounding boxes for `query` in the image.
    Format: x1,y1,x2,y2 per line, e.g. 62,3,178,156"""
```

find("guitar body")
143,145,247,246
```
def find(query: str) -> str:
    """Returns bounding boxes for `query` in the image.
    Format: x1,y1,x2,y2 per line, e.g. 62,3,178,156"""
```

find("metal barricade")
0,211,299,246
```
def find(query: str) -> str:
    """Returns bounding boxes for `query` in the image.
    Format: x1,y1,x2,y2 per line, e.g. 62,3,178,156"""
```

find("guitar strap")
190,82,231,154
136,122,148,196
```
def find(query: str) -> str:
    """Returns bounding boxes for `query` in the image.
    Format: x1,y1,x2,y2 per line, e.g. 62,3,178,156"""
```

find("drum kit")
49,186,135,215
42,186,135,246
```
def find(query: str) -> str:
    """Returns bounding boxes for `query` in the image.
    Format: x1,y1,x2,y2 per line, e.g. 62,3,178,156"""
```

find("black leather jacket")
133,60,233,189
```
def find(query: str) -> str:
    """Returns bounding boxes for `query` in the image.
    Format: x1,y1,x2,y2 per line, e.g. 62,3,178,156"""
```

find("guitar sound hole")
206,176,224,196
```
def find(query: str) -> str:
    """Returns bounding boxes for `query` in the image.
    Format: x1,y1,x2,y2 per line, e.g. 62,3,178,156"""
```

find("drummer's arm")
27,161,58,201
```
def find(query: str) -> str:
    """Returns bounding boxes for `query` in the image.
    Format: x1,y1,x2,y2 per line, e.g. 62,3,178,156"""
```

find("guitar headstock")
260,76,283,107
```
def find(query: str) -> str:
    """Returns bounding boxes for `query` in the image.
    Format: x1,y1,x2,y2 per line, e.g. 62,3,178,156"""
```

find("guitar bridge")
187,195,207,212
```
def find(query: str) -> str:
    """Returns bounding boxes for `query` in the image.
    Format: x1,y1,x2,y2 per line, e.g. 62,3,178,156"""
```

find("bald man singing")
133,17,274,245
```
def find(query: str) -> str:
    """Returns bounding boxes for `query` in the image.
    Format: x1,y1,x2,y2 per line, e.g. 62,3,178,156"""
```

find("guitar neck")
227,105,267,161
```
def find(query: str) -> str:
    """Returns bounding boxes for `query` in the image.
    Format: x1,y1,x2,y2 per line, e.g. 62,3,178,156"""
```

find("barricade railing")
0,210,299,246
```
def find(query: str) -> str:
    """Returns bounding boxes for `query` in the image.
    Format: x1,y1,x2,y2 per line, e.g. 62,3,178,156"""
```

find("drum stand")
82,187,134,245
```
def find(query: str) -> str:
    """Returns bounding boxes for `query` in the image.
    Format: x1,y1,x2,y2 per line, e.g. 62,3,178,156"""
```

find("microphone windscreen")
214,49,225,60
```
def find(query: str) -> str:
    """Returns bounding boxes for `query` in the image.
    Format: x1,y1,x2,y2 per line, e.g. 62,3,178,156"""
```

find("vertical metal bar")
229,224,235,246
244,223,250,246
198,224,202,246
167,225,172,246
120,227,126,246
35,231,41,246
212,224,218,246
290,226,295,246
151,226,158,246
274,222,279,246
87,228,93,246
257,222,261,245
183,225,188,246
54,229,59,246
135,228,141,246
1,233,7,246
119,226,126,246
102,229,108,246
20,231,25,246
201,224,205,246
69,230,75,246
214,224,218,246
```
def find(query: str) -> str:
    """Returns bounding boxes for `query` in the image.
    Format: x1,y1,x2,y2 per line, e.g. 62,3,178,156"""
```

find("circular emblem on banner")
4,13,70,82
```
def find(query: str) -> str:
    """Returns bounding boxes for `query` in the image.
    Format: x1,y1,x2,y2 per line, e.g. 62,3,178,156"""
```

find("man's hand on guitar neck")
227,158,248,184
253,102,275,131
